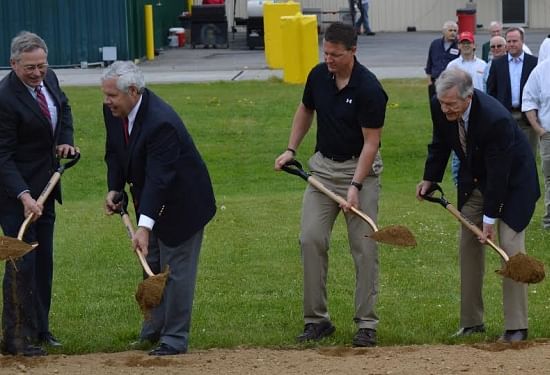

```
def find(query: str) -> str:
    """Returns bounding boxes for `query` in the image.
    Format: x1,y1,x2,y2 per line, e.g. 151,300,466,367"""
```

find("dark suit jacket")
481,41,490,62
486,52,538,112
423,89,540,232
104,89,216,246
0,70,73,207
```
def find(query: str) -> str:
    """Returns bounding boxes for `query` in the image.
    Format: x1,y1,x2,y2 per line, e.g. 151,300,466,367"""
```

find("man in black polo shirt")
274,22,388,347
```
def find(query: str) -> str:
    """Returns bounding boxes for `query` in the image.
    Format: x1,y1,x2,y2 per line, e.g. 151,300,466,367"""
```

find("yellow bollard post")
145,4,155,61
281,13,319,84
264,1,301,69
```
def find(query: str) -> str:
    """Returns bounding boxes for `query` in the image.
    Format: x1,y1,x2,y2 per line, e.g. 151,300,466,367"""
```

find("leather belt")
320,152,359,162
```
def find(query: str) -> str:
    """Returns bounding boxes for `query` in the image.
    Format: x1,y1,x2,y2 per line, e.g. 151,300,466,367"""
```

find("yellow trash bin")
281,13,319,84
263,1,301,69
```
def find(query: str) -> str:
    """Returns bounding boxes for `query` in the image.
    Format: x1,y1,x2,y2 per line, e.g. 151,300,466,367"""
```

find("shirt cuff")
138,215,155,230
17,190,30,199
483,215,496,225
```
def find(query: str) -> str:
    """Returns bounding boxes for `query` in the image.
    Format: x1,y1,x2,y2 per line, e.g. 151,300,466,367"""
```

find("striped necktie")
458,118,467,154
35,85,51,124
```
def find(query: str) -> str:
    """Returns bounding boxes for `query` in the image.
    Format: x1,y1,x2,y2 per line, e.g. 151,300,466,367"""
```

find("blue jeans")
355,2,372,33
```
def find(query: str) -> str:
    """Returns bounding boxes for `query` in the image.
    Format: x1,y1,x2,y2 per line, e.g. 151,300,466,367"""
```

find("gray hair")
10,31,48,61
489,21,502,30
442,21,458,31
101,61,146,94
435,68,474,100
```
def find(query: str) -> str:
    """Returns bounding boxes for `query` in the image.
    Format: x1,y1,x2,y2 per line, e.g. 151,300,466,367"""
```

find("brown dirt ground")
2,341,550,375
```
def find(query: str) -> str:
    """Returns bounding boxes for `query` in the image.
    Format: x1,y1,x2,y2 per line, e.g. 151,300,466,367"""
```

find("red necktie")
458,118,467,154
122,117,129,144
35,85,51,124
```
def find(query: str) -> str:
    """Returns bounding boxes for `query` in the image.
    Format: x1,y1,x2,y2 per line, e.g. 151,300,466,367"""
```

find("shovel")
421,183,545,284
113,192,169,318
0,152,80,261
282,159,417,247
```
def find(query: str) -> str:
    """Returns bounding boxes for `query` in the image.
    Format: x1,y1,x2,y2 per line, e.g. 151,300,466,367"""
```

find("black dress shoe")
149,343,185,356
1,343,47,357
452,324,486,337
39,332,62,347
498,329,528,343
352,328,377,347
296,321,336,342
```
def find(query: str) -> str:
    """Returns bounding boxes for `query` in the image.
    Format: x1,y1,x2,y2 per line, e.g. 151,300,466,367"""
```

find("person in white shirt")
447,31,487,91
522,58,550,228
538,34,550,62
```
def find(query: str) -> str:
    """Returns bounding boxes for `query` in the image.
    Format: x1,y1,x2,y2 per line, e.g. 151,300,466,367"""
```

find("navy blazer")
104,89,216,246
486,52,538,111
0,70,73,206
423,89,539,232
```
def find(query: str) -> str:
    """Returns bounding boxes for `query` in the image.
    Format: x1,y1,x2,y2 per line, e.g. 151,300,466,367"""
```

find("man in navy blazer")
487,27,538,155
102,61,216,356
417,68,539,343
0,32,77,356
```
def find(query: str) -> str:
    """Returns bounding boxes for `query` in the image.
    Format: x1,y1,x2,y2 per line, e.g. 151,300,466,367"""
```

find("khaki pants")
300,151,382,329
459,189,528,330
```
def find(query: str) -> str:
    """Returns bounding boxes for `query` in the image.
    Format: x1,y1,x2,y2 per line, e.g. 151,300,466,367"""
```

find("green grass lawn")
2,78,550,354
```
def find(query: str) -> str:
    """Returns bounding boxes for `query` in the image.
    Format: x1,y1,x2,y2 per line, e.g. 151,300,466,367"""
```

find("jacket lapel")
125,90,149,172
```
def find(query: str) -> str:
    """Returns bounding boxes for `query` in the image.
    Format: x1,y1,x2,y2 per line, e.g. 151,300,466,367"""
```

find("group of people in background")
1,19,550,359
423,21,550,344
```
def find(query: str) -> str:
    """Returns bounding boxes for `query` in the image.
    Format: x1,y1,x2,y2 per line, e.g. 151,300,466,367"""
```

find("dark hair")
324,22,357,50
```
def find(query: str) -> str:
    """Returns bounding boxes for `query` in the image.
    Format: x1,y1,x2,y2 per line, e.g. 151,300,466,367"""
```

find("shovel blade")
0,236,38,260
367,225,417,247
496,253,545,284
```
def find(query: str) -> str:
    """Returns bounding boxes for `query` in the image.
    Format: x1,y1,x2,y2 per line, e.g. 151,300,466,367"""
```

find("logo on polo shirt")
346,98,353,104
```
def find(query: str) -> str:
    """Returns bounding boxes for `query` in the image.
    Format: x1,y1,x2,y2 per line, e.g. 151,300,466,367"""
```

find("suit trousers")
459,189,528,330
300,151,381,329
140,228,204,352
1,198,55,349
539,132,550,228
512,111,538,158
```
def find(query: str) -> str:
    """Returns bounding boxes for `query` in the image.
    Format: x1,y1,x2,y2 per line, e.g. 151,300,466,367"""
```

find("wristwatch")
350,180,363,191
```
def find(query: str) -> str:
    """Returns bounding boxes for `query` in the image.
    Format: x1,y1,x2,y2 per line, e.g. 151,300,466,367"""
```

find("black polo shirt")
302,58,388,159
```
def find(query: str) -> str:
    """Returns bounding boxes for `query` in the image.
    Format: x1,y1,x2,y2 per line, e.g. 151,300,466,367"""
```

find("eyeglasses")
490,44,504,49
21,63,49,73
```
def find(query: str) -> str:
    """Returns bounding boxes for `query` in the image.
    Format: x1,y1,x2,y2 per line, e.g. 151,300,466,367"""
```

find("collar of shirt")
462,100,473,130
127,94,143,134
24,81,44,98
508,52,524,63
328,56,361,89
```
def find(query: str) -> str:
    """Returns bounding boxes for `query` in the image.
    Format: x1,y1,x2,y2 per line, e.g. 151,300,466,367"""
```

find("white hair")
101,61,146,94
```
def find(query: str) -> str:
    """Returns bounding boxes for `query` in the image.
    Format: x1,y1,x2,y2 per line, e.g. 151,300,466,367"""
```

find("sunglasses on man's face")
490,44,504,49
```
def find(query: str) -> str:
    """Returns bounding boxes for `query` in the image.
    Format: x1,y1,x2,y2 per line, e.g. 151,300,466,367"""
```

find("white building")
207,0,550,32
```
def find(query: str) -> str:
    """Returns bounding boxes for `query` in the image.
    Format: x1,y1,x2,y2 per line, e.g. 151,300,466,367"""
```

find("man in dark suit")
487,27,538,156
416,68,540,343
102,61,216,356
0,31,76,356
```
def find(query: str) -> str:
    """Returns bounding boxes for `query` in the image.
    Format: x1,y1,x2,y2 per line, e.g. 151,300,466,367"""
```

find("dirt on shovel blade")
368,225,417,247
135,266,170,319
496,253,545,284
0,237,35,260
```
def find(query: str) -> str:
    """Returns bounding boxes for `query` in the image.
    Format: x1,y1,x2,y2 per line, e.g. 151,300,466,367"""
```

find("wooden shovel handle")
445,203,510,262
307,175,379,232
120,212,155,277
17,172,62,241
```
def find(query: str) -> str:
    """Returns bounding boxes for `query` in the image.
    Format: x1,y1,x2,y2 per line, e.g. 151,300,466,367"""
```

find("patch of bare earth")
2,341,550,374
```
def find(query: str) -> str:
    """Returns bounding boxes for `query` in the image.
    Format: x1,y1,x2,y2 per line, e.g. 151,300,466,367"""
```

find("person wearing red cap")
446,32,487,91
